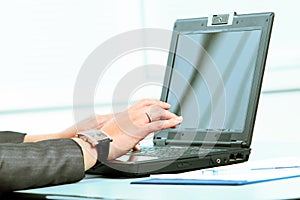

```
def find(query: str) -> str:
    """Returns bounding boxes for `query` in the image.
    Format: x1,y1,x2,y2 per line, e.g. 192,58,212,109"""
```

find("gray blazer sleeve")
0,131,85,193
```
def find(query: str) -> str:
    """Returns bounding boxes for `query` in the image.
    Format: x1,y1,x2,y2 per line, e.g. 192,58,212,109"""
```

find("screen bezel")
155,12,274,147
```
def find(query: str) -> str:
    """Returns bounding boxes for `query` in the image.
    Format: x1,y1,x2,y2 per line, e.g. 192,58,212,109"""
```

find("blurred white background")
0,0,299,146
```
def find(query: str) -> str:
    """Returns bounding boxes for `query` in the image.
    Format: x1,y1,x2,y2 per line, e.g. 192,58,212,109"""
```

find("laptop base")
87,148,251,177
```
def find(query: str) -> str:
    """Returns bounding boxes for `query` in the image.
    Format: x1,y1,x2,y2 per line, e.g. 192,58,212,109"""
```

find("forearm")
23,132,64,143
0,139,85,193
71,138,98,171
23,113,114,143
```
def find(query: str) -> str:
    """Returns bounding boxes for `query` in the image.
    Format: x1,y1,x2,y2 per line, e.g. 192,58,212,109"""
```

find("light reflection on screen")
167,30,262,132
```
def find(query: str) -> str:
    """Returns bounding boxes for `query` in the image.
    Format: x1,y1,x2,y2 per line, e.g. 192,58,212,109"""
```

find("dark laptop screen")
167,29,262,133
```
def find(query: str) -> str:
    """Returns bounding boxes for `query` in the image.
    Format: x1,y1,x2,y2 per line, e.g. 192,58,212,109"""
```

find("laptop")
88,12,274,177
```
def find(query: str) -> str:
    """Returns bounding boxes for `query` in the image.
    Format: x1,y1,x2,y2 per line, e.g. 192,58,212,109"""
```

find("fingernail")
175,116,183,122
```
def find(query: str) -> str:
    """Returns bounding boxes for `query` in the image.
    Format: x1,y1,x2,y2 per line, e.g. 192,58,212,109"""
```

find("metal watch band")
77,130,112,163
95,137,111,162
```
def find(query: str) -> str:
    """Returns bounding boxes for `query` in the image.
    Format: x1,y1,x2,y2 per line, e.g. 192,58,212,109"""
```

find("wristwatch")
77,130,112,163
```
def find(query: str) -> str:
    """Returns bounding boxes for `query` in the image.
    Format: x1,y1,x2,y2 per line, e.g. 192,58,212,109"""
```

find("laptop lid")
154,12,274,148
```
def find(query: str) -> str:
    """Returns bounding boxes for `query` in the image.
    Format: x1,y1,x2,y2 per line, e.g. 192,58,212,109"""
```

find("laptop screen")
166,29,262,133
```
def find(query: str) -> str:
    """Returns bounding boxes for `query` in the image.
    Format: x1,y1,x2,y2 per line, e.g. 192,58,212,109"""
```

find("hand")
101,99,183,160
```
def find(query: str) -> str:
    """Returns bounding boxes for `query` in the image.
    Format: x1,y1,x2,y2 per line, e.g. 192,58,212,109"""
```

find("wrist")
77,130,112,162
72,138,98,171
107,142,126,160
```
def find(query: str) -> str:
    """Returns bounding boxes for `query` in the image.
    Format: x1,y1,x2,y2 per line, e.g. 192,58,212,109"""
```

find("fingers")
129,99,173,124
146,116,183,133
158,109,178,120
147,105,178,122
133,99,171,110
132,144,141,151
145,105,183,131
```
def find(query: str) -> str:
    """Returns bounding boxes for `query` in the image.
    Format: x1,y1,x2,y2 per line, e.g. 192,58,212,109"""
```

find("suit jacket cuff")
0,131,26,144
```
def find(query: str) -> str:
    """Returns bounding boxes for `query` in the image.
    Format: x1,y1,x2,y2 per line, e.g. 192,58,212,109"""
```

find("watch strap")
95,137,111,162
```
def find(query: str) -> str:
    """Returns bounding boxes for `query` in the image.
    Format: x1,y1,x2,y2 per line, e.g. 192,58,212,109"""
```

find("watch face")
78,130,111,146
89,130,109,140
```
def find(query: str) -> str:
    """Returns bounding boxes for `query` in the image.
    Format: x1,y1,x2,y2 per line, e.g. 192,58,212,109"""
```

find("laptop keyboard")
130,146,223,158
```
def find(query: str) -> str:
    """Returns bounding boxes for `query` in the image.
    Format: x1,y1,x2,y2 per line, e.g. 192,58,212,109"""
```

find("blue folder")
131,166,300,185
131,176,300,185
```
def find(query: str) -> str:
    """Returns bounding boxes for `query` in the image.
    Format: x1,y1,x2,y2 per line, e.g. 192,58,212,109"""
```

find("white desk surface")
13,141,300,200
16,174,300,200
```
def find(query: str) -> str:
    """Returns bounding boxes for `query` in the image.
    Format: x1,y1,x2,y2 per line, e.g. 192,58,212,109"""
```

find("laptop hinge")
164,140,246,148
230,140,247,148
153,138,167,146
